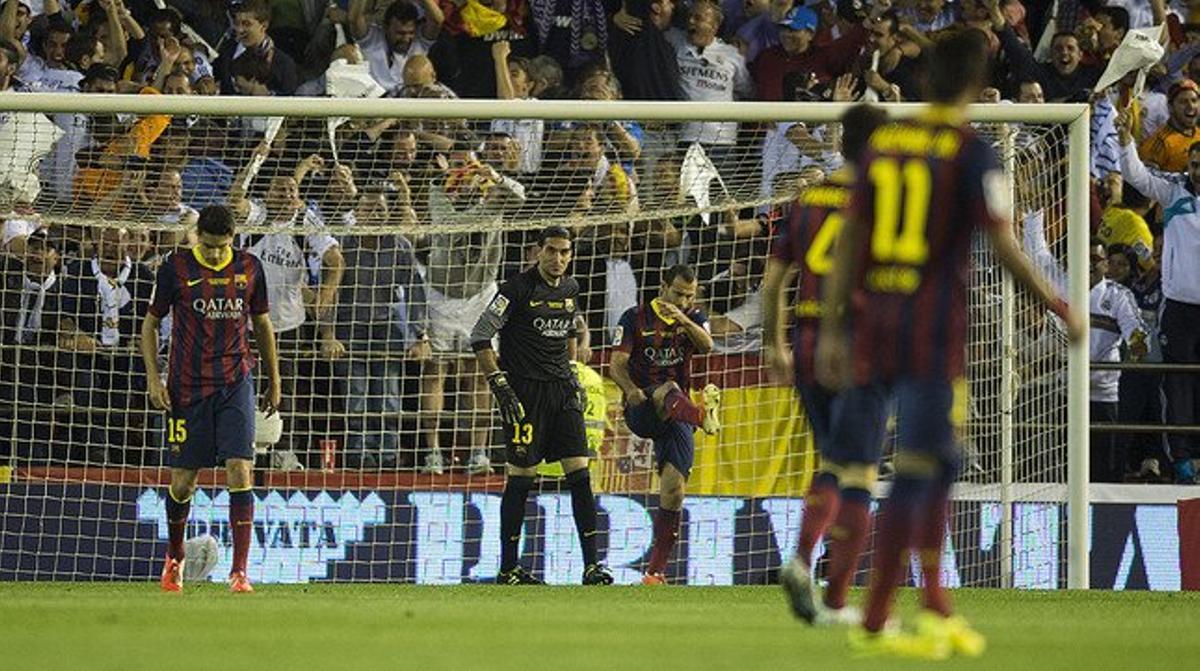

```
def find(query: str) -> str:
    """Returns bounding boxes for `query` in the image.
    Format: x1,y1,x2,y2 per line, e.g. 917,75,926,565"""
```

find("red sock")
229,490,254,575
796,474,840,565
165,490,190,561
664,389,703,426
863,477,925,632
646,507,681,574
918,489,952,617
823,491,871,610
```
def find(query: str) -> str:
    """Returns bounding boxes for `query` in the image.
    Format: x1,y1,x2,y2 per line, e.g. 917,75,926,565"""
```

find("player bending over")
818,30,1084,658
608,264,721,585
142,205,282,594
763,103,889,625
471,226,614,585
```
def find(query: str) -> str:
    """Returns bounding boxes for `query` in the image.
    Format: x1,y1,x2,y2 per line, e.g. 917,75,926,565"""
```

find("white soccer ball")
181,534,220,582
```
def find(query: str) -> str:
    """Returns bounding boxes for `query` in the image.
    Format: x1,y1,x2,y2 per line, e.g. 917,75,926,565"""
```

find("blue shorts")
892,377,966,465
827,383,890,465
796,383,836,455
167,375,256,469
624,395,695,478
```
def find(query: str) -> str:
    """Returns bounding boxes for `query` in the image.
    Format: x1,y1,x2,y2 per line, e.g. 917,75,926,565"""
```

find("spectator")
526,53,565,97
860,11,924,102
608,0,683,101
1138,78,1199,172
1117,109,1200,484
753,5,866,102
991,4,1102,102
1098,175,1154,269
729,0,792,64
335,189,429,470
1021,210,1149,483
666,1,752,170
349,0,444,95
490,40,544,176
228,145,346,462
0,228,60,462
439,0,532,99
420,147,526,475
901,0,957,33
1110,240,1167,481
213,0,299,95
528,0,608,79
17,14,77,91
50,226,156,464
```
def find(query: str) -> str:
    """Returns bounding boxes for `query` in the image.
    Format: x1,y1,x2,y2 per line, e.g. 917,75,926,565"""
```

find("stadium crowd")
0,0,1197,484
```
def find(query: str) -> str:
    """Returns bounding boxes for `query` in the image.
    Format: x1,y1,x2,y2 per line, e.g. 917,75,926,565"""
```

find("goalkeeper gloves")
487,371,526,425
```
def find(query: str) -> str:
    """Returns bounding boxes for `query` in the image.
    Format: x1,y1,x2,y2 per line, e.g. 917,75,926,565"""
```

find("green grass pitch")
1,584,1196,670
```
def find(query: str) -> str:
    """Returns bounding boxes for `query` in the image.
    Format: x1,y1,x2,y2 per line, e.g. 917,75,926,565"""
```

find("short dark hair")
1122,182,1149,209
1188,140,1200,155
1051,31,1078,46
231,52,271,85
929,29,991,103
81,62,118,86
1095,6,1130,34
65,33,98,67
538,225,572,245
662,264,697,286
385,1,420,25
840,104,888,163
149,7,183,34
233,0,271,24
197,205,236,237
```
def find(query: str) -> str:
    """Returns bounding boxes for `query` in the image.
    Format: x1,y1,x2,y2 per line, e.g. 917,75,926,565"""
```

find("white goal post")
0,94,1089,588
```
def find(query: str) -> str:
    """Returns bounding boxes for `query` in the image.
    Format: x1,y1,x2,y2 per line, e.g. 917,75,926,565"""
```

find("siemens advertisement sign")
0,484,1185,590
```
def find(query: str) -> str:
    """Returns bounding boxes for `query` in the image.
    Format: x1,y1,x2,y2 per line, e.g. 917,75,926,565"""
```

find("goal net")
0,95,1088,588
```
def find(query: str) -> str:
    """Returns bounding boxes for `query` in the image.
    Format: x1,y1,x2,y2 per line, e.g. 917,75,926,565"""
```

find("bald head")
403,55,436,87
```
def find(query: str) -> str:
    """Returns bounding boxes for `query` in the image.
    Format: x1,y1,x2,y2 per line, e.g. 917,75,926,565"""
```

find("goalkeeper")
470,226,613,586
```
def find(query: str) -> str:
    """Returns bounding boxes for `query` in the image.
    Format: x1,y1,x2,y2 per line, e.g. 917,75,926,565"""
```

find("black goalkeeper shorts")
504,376,588,468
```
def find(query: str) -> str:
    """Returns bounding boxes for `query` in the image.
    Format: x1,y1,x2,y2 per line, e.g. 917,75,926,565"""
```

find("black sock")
565,468,599,566
500,475,535,572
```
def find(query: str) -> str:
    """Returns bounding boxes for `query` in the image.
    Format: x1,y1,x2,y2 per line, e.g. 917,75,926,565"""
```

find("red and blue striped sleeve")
148,254,178,318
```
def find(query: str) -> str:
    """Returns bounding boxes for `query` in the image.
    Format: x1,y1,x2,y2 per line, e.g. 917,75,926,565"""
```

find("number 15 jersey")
849,108,1008,385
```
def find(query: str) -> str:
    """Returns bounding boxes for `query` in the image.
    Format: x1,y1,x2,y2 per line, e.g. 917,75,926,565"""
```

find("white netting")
0,97,1083,586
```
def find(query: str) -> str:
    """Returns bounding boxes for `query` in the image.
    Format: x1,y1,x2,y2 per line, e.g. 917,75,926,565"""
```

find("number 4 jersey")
849,108,1008,385
771,167,853,388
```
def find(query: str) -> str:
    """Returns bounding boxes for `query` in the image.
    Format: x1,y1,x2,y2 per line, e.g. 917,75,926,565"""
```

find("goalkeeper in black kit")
470,225,614,585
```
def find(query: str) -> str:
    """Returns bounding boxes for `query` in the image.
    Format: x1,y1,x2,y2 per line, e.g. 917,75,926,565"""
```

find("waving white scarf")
15,271,56,344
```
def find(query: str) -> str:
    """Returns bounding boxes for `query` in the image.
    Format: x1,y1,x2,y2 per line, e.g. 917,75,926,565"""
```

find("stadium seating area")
0,0,1195,484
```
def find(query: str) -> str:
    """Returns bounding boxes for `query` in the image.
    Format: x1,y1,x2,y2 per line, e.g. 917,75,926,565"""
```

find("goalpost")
0,94,1089,589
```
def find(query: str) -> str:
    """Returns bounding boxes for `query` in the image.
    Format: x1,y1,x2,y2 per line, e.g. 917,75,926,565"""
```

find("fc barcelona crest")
564,298,575,312
234,273,248,289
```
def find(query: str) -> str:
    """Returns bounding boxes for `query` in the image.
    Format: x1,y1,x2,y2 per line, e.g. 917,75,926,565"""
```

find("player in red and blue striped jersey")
763,104,889,627
141,205,281,595
817,31,1084,658
609,264,721,585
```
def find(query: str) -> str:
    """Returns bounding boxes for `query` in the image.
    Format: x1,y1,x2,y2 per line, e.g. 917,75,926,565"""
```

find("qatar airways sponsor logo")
192,296,246,320
534,316,573,338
